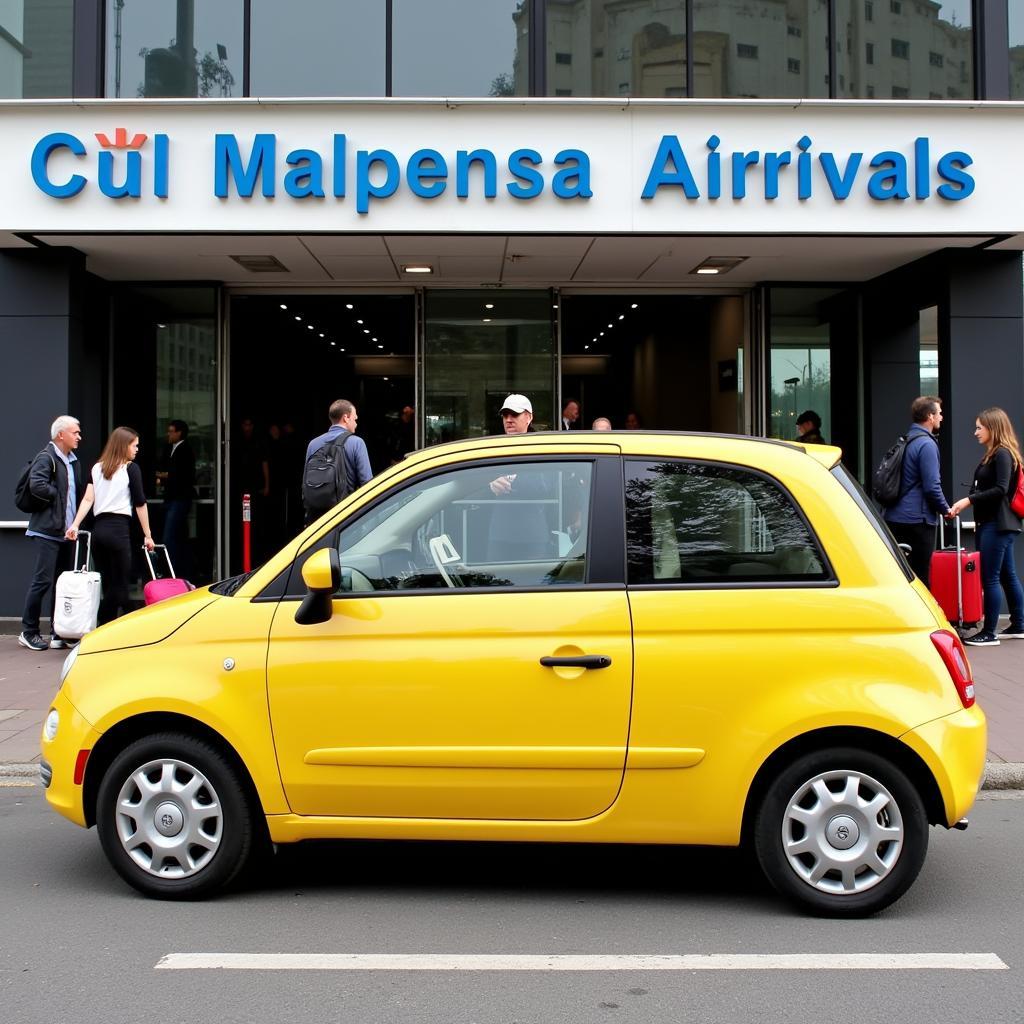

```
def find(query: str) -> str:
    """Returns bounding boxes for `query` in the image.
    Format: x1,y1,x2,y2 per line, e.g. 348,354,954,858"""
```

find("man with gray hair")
19,416,85,651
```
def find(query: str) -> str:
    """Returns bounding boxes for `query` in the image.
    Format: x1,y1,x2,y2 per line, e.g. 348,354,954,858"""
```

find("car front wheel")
754,748,928,917
96,733,256,900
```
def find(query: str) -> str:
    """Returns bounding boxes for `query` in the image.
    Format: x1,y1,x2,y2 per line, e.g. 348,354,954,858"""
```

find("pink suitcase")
143,545,195,606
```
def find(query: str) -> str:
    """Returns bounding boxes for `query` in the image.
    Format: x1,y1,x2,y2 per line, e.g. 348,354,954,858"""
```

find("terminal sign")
29,130,975,212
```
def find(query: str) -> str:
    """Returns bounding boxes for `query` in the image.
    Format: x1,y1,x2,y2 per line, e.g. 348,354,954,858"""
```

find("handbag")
1011,463,1024,519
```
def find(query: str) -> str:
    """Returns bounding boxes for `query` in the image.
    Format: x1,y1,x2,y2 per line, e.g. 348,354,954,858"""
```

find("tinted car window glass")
625,460,828,584
335,461,593,592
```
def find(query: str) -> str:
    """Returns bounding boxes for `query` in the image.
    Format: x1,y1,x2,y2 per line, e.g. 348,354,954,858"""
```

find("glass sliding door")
423,290,556,444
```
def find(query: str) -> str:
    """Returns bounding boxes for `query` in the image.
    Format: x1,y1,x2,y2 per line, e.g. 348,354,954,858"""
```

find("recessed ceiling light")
356,319,363,324
584,344,589,350
383,376,389,381
691,256,748,276
319,333,324,338
294,316,301,321
156,323,166,329
372,337,378,342
330,341,336,346
279,303,287,310
377,344,384,349
483,318,492,323
607,323,613,328
340,347,345,351
402,265,433,274
631,303,638,309
485,303,494,309
553,304,559,309
599,331,604,336
618,314,625,320
346,303,354,310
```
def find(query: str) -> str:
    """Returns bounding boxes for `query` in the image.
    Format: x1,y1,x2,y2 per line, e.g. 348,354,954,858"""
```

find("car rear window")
830,465,914,581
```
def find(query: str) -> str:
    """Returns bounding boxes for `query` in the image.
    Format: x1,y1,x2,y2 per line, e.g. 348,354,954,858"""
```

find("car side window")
335,460,594,592
625,460,829,585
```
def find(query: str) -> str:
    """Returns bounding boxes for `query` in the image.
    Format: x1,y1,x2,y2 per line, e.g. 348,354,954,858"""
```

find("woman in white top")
67,426,155,624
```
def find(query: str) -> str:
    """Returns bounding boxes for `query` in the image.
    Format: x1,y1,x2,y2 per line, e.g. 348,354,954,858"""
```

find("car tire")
754,747,928,917
96,732,256,900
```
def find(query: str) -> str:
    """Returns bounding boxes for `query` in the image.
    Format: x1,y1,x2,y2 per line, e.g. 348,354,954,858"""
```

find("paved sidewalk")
0,634,1020,784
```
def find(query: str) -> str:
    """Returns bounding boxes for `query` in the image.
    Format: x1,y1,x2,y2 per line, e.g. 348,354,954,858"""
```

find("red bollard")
242,492,252,572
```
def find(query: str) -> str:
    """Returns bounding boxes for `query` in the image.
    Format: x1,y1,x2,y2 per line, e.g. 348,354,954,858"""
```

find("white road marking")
155,953,1008,972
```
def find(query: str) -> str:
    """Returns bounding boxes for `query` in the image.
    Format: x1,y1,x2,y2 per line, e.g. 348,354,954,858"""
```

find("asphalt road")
1,786,1021,1024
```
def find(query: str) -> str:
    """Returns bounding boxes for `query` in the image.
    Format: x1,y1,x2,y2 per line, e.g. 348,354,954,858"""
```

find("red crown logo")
95,128,148,150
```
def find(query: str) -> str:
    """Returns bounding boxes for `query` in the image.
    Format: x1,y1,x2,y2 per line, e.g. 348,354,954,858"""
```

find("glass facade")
111,286,219,585
545,0,687,98
423,290,556,445
693,0,829,100
393,0,526,96
0,0,72,97
105,0,243,98
835,0,972,99
250,0,386,97
97,0,986,100
768,289,836,445
1011,0,1024,98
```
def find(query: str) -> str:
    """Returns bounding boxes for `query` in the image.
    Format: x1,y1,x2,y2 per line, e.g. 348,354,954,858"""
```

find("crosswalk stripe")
155,953,1008,972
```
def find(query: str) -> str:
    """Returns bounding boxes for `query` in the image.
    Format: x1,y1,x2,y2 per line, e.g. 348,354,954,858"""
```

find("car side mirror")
294,548,341,625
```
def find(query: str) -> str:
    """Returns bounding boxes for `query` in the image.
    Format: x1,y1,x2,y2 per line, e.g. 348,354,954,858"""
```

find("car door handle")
539,655,612,670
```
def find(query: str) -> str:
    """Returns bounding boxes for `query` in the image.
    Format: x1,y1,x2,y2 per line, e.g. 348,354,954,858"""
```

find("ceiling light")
383,376,389,381
691,256,748,276
340,347,345,352
279,303,287,310
307,325,314,330
483,318,492,323
156,323,166,329
372,337,378,342
345,303,354,310
402,265,433,274
584,344,589,350
356,319,364,324
485,303,494,309
553,304,559,309
607,323,613,328
618,314,625,320
363,329,370,334
319,333,324,338
229,254,288,273
294,315,301,321
377,344,384,349
330,341,336,346
631,303,638,309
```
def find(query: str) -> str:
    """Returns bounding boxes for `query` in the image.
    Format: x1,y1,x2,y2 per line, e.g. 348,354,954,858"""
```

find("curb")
3,761,1023,789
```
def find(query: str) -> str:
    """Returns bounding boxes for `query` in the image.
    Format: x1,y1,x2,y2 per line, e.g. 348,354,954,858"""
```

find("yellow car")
41,432,985,915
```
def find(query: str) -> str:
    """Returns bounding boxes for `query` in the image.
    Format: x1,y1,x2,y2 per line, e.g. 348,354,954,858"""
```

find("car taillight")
930,630,975,708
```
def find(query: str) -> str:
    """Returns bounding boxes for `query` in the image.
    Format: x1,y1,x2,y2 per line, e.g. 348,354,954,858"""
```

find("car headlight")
59,645,79,687
44,709,59,742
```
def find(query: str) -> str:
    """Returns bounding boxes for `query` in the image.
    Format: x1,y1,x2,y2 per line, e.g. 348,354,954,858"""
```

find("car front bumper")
40,688,101,829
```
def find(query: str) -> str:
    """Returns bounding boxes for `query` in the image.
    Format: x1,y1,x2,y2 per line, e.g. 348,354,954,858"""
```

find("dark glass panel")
0,0,73,97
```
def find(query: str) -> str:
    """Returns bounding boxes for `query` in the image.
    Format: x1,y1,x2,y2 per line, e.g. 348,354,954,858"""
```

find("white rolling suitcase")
53,531,102,641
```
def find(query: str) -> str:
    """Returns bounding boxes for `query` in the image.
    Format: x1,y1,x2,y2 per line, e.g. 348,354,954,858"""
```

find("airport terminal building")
1,0,1023,610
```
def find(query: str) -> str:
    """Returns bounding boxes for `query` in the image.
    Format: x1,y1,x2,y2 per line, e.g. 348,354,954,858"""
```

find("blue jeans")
976,522,1024,634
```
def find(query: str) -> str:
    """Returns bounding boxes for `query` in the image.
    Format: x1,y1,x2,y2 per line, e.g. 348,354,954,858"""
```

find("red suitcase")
929,517,982,628
143,545,195,606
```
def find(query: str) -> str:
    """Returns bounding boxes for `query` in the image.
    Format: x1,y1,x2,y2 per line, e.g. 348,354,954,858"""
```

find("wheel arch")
739,726,947,846
82,712,269,833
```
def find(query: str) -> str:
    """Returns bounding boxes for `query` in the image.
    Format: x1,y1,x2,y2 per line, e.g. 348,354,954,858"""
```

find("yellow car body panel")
42,431,986,858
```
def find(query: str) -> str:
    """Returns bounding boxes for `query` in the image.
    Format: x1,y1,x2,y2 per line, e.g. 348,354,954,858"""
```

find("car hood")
77,588,221,654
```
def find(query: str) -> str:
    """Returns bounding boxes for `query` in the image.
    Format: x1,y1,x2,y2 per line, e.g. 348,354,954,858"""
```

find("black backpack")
14,450,55,514
302,432,353,515
872,434,926,506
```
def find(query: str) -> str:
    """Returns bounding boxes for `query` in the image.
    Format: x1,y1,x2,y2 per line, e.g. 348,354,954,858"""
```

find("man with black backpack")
302,399,373,525
880,396,951,585
15,415,85,652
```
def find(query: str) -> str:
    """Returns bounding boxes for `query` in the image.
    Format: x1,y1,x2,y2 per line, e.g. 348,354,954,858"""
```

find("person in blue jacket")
883,396,952,585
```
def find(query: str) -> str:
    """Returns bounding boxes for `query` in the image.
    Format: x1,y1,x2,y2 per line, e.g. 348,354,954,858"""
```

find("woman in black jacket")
948,407,1024,646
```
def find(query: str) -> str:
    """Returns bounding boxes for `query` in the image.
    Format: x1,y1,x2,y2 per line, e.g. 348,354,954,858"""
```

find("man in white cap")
500,393,533,436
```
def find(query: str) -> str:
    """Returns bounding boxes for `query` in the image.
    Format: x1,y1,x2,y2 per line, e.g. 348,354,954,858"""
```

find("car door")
265,452,632,821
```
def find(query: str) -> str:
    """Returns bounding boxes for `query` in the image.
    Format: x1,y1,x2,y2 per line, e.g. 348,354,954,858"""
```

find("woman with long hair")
948,406,1024,646
67,426,155,625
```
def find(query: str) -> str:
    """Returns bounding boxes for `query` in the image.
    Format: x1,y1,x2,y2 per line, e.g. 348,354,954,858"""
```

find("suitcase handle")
142,543,176,581
937,515,965,626
73,529,91,572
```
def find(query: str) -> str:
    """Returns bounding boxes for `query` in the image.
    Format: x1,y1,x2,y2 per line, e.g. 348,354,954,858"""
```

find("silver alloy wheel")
781,769,904,895
113,757,223,879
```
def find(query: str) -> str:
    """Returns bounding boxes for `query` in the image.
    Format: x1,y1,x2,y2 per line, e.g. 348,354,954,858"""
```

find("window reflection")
834,0,972,99
545,0,686,98
250,0,385,97
106,0,242,98
625,460,827,584
393,0,526,96
1011,0,1024,99
0,0,72,98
